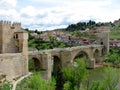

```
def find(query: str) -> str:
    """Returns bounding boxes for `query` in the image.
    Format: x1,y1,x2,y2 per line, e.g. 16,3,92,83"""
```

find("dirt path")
12,72,32,90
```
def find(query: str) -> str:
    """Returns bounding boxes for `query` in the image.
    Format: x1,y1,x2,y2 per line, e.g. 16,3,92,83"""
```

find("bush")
104,47,120,65
16,73,56,90
62,58,88,90
0,80,12,90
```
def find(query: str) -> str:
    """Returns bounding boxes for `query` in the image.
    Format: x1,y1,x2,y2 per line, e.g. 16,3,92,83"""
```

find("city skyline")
0,0,120,31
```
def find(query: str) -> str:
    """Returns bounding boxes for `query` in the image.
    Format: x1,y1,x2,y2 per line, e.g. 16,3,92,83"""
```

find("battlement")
12,22,21,26
0,20,11,26
0,20,21,29
12,22,21,30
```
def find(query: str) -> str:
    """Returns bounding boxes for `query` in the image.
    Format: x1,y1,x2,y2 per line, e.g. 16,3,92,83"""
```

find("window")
16,34,18,39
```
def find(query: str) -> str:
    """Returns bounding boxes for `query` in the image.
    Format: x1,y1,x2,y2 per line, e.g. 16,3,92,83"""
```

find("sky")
0,0,120,31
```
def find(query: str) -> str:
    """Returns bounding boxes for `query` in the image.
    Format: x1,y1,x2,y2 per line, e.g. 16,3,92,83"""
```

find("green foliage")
28,38,47,50
104,47,120,65
59,43,66,48
53,67,64,90
66,20,96,31
62,58,88,90
110,30,120,39
103,67,119,90
63,81,71,90
28,59,34,71
28,34,67,50
112,23,120,31
16,73,56,90
0,80,12,90
29,74,46,90
71,30,96,40
66,20,112,32
71,31,83,37
104,53,120,64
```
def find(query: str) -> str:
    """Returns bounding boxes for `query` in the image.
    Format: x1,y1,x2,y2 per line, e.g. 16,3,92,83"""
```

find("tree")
104,47,120,65
71,31,83,37
63,58,88,90
16,73,56,90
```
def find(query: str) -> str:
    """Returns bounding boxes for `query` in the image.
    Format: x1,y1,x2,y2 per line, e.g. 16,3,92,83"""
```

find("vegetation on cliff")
65,20,112,31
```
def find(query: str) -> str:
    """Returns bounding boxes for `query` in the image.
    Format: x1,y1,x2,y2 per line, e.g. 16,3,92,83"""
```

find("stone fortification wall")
0,53,28,80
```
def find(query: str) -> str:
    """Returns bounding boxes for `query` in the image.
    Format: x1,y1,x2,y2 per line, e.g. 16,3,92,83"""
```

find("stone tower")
0,21,28,54
96,27,110,54
0,21,14,53
0,20,28,80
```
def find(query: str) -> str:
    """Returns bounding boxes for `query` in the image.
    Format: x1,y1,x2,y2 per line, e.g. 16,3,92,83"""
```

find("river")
89,67,105,82
88,67,119,89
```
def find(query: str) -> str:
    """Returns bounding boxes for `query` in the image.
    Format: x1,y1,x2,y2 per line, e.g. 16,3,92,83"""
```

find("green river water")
89,67,105,82
88,67,119,89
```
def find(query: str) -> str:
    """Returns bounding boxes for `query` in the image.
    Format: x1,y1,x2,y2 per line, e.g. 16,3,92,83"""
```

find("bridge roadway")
29,44,103,55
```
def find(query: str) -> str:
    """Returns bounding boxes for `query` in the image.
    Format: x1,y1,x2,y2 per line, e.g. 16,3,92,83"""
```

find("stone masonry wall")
0,53,28,80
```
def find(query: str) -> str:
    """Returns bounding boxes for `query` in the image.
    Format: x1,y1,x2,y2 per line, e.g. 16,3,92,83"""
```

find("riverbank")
95,62,120,68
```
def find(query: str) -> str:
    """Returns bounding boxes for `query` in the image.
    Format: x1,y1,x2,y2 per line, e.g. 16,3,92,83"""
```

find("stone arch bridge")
29,44,103,80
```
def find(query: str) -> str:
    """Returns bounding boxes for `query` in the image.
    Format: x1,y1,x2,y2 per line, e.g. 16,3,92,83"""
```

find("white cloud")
0,0,17,9
0,0,120,31
0,9,20,21
20,6,37,17
28,24,68,31
0,0,19,21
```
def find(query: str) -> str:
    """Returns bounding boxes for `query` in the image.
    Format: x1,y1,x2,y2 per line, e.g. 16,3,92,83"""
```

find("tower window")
16,34,18,39
13,35,15,39
14,34,18,39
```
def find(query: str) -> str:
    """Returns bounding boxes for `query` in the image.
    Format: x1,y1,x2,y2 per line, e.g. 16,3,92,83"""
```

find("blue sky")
0,0,120,31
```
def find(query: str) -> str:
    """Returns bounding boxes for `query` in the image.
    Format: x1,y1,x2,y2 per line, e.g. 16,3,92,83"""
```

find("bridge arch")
51,55,62,74
94,49,101,63
73,50,90,67
29,57,42,71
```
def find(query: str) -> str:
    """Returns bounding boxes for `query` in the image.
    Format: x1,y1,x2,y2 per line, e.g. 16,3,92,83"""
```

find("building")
0,21,28,80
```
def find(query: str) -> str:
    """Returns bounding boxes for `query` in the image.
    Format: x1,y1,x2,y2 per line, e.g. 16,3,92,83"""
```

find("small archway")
29,57,42,71
51,55,63,90
73,51,90,67
51,56,62,74
94,49,101,63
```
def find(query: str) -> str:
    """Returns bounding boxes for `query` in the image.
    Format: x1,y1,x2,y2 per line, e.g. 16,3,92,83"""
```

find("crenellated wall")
12,22,21,31
0,20,27,54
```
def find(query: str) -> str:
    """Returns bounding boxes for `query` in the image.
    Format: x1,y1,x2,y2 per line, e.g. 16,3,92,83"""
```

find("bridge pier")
60,51,72,68
89,58,95,68
41,53,52,80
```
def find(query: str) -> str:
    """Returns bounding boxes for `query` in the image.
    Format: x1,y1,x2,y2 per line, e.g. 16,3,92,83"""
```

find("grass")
110,30,120,39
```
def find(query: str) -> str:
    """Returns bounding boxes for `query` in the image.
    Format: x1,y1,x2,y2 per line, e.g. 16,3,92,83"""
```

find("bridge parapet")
29,44,103,55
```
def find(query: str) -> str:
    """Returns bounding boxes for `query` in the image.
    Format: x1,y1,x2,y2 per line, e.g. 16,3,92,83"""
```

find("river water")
88,67,119,89
89,67,105,82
